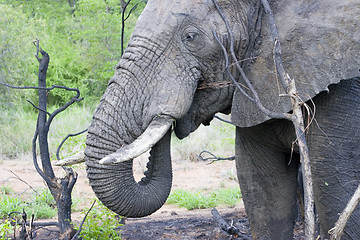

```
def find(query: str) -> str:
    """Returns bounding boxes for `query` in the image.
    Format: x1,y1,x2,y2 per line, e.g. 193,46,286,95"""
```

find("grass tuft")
0,187,57,220
167,187,241,210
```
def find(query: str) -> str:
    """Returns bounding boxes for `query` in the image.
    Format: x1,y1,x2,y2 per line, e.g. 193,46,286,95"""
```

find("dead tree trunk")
32,40,81,240
0,40,81,239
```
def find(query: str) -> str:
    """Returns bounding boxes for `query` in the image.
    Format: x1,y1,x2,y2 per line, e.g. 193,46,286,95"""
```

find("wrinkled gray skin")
85,0,360,239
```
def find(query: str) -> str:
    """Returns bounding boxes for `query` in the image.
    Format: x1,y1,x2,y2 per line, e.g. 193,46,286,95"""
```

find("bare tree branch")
124,3,138,21
212,0,316,238
27,100,52,116
56,129,88,161
259,0,289,89
5,170,38,194
214,115,235,125
27,222,59,227
211,0,290,120
329,184,360,240
53,152,86,166
120,0,138,56
32,127,57,189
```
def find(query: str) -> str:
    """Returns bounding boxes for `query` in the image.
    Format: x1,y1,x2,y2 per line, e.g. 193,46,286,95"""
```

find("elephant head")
85,0,359,218
84,0,255,218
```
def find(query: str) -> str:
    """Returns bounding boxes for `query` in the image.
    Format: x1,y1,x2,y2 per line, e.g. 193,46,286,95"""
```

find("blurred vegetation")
0,186,57,220
0,0,146,107
0,0,146,158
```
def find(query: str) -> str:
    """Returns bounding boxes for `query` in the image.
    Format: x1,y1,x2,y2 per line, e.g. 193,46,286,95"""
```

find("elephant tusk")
53,152,85,166
100,114,174,165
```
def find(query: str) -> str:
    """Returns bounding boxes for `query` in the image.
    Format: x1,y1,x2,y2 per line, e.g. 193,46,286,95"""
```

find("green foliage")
220,121,236,146
167,189,216,210
0,219,13,240
0,188,56,239
75,201,123,240
0,187,56,220
0,195,23,219
0,0,146,157
0,4,48,107
0,0,146,107
31,188,56,207
167,187,241,210
210,187,241,208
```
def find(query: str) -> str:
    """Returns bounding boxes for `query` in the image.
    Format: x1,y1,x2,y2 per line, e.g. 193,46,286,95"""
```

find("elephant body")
237,78,360,239
84,0,360,239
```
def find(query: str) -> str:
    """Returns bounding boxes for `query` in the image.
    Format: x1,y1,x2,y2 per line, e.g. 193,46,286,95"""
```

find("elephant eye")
181,26,209,53
183,32,198,42
182,28,205,52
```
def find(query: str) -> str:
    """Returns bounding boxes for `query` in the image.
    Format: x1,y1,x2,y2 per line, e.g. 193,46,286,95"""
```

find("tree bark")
33,40,78,240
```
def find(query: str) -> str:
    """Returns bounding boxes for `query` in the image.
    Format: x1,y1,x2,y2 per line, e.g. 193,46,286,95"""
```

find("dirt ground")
0,157,305,239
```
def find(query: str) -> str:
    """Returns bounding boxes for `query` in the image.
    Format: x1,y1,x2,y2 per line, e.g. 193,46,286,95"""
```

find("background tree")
1,0,146,108
0,0,146,158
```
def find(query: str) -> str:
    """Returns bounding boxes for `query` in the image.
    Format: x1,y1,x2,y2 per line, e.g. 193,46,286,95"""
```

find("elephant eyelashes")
183,32,198,42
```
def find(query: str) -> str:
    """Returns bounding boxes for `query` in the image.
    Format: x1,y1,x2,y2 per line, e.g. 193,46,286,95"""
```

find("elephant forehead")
133,0,213,36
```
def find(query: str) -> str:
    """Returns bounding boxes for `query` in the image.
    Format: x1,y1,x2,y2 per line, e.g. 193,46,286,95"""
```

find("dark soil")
20,208,306,240
120,209,251,240
120,208,305,240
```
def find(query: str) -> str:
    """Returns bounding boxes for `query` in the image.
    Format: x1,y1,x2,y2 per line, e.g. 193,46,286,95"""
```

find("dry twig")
329,184,360,240
211,208,251,240
212,0,316,238
197,150,235,164
4,170,38,194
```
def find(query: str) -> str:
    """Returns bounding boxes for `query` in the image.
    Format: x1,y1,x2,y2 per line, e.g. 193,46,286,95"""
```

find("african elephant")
84,0,360,239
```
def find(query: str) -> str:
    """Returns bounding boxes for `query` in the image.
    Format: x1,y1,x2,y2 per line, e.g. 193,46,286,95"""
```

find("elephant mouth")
174,112,216,139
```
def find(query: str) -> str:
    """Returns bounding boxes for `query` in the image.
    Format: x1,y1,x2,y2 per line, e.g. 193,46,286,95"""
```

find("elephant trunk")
85,81,173,218
85,131,172,217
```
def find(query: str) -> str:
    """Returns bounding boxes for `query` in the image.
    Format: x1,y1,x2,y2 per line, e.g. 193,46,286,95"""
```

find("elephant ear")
231,0,360,127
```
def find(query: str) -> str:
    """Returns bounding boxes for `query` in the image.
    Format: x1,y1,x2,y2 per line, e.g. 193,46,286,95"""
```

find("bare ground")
0,157,304,239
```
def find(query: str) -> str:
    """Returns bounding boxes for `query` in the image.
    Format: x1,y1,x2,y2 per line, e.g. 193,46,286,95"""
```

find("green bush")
0,186,13,196
167,189,216,210
0,4,48,108
0,187,56,220
210,187,241,208
0,195,23,219
0,219,13,240
1,0,146,107
76,201,123,240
